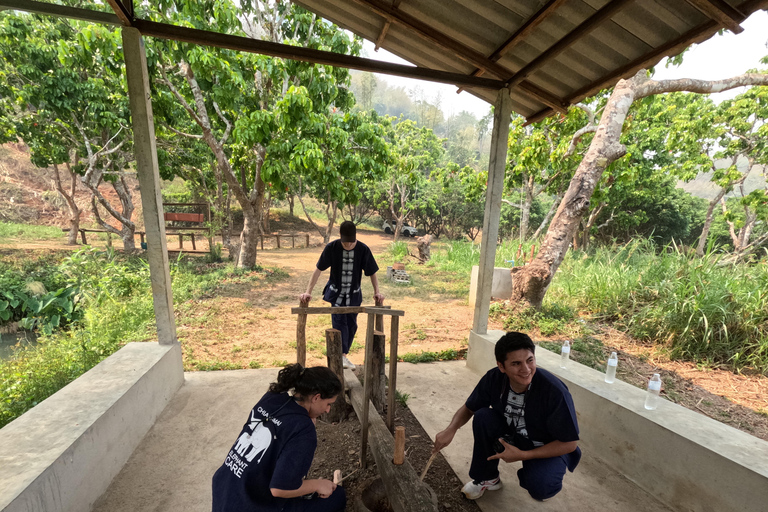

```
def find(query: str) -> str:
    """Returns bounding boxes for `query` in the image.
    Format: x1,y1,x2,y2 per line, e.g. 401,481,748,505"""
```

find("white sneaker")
462,477,502,500
342,355,356,370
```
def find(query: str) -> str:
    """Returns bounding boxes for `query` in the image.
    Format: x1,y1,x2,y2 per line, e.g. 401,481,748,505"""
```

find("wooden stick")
420,451,438,481
333,469,342,485
393,426,406,465
296,298,309,366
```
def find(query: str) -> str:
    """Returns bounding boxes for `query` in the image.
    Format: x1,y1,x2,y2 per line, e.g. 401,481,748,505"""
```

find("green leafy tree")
375,118,443,242
0,12,136,248
151,0,388,265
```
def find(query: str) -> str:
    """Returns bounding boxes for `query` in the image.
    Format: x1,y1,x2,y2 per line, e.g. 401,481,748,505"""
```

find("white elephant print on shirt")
234,413,273,463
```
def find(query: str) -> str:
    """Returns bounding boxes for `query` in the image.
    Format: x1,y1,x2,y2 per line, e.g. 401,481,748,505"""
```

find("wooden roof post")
472,88,512,335
122,27,177,345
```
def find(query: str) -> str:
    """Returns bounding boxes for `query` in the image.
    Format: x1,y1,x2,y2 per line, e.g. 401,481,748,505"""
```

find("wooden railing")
291,301,405,465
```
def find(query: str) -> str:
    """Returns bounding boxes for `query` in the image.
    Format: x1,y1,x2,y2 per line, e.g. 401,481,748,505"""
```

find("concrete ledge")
0,342,184,512
466,332,768,512
469,266,512,307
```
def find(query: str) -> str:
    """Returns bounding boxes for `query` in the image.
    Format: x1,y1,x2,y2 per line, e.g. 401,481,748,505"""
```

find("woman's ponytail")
269,363,304,394
268,363,341,399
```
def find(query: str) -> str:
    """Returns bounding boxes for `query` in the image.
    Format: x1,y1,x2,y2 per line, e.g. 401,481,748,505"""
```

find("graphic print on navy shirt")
212,392,316,512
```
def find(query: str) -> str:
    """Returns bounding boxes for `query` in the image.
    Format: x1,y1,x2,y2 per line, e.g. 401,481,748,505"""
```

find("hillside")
0,143,142,231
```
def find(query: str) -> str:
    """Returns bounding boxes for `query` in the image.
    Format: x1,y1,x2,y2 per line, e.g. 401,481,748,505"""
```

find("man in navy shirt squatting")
300,221,384,370
432,331,581,502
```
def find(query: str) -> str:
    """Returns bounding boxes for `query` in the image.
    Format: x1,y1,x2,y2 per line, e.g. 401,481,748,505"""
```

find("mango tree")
152,0,379,266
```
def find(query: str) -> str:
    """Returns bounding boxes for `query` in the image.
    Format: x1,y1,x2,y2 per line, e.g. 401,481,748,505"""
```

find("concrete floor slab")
395,360,673,512
93,363,671,512
92,368,279,512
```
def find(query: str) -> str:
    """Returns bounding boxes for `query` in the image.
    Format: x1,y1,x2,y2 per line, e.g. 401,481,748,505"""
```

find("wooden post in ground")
324,328,347,423
360,312,376,468
387,315,399,432
305,234,310,247
393,426,405,465
375,297,384,332
276,235,281,248
296,298,309,367
371,330,386,413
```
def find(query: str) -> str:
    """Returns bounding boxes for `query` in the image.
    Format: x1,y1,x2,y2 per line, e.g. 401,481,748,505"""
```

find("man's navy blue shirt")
212,392,316,512
317,239,378,306
466,366,582,471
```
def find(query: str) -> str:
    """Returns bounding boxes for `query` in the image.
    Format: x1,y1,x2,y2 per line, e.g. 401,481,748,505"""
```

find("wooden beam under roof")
374,0,402,51
106,0,134,26
523,0,768,124
0,0,120,25
684,0,746,33
505,0,636,90
133,19,506,89
350,0,514,80
1,0,504,90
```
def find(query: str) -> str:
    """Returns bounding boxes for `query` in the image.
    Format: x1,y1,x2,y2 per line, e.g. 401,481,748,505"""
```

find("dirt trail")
178,230,496,370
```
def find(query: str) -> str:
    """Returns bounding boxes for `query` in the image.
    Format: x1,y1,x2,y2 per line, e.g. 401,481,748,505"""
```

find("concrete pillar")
472,88,511,334
122,28,178,345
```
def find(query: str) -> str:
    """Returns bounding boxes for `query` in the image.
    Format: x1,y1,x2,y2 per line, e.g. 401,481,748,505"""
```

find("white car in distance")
382,221,418,237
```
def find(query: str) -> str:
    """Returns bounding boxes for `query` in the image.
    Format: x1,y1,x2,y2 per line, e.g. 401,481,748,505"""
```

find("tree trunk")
696,186,727,256
53,163,81,245
510,70,768,309
510,73,633,308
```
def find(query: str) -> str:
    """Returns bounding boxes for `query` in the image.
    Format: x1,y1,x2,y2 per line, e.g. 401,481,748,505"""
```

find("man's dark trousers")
469,407,567,501
331,308,358,354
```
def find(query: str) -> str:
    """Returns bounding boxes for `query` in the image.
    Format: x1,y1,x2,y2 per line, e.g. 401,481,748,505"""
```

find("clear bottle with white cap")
645,373,662,410
560,340,571,369
605,352,618,383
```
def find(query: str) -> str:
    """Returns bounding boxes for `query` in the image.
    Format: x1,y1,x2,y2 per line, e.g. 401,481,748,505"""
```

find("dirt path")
178,230,499,371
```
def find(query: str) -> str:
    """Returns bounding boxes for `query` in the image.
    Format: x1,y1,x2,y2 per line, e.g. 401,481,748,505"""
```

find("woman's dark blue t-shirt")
212,392,316,512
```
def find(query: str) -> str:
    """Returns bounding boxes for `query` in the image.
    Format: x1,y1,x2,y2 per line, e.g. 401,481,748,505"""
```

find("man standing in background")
300,221,384,369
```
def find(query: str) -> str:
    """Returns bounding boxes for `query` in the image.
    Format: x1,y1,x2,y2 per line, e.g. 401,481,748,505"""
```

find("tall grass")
390,237,768,373
549,239,768,372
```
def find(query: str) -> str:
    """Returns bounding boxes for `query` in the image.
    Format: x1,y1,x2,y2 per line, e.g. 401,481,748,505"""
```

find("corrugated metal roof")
293,0,767,121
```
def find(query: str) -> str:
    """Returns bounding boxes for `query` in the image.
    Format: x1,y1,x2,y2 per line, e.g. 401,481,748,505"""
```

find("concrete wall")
469,266,512,307
467,330,768,512
0,342,184,512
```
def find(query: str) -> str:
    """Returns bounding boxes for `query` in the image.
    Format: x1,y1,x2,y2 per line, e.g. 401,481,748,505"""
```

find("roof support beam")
505,0,635,89
133,19,505,90
524,0,768,124
683,0,745,33
374,0,401,51
1,1,504,90
0,0,120,25
473,88,512,334
350,0,513,79
106,0,134,26
122,27,178,345
472,0,569,80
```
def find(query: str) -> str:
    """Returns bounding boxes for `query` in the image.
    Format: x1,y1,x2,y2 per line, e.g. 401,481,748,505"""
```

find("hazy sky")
363,9,768,119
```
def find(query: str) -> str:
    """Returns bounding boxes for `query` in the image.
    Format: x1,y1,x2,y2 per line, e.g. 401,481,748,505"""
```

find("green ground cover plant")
0,248,288,427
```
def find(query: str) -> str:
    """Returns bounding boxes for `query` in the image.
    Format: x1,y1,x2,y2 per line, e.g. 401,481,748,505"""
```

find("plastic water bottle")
560,340,571,369
605,352,618,383
645,373,662,410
